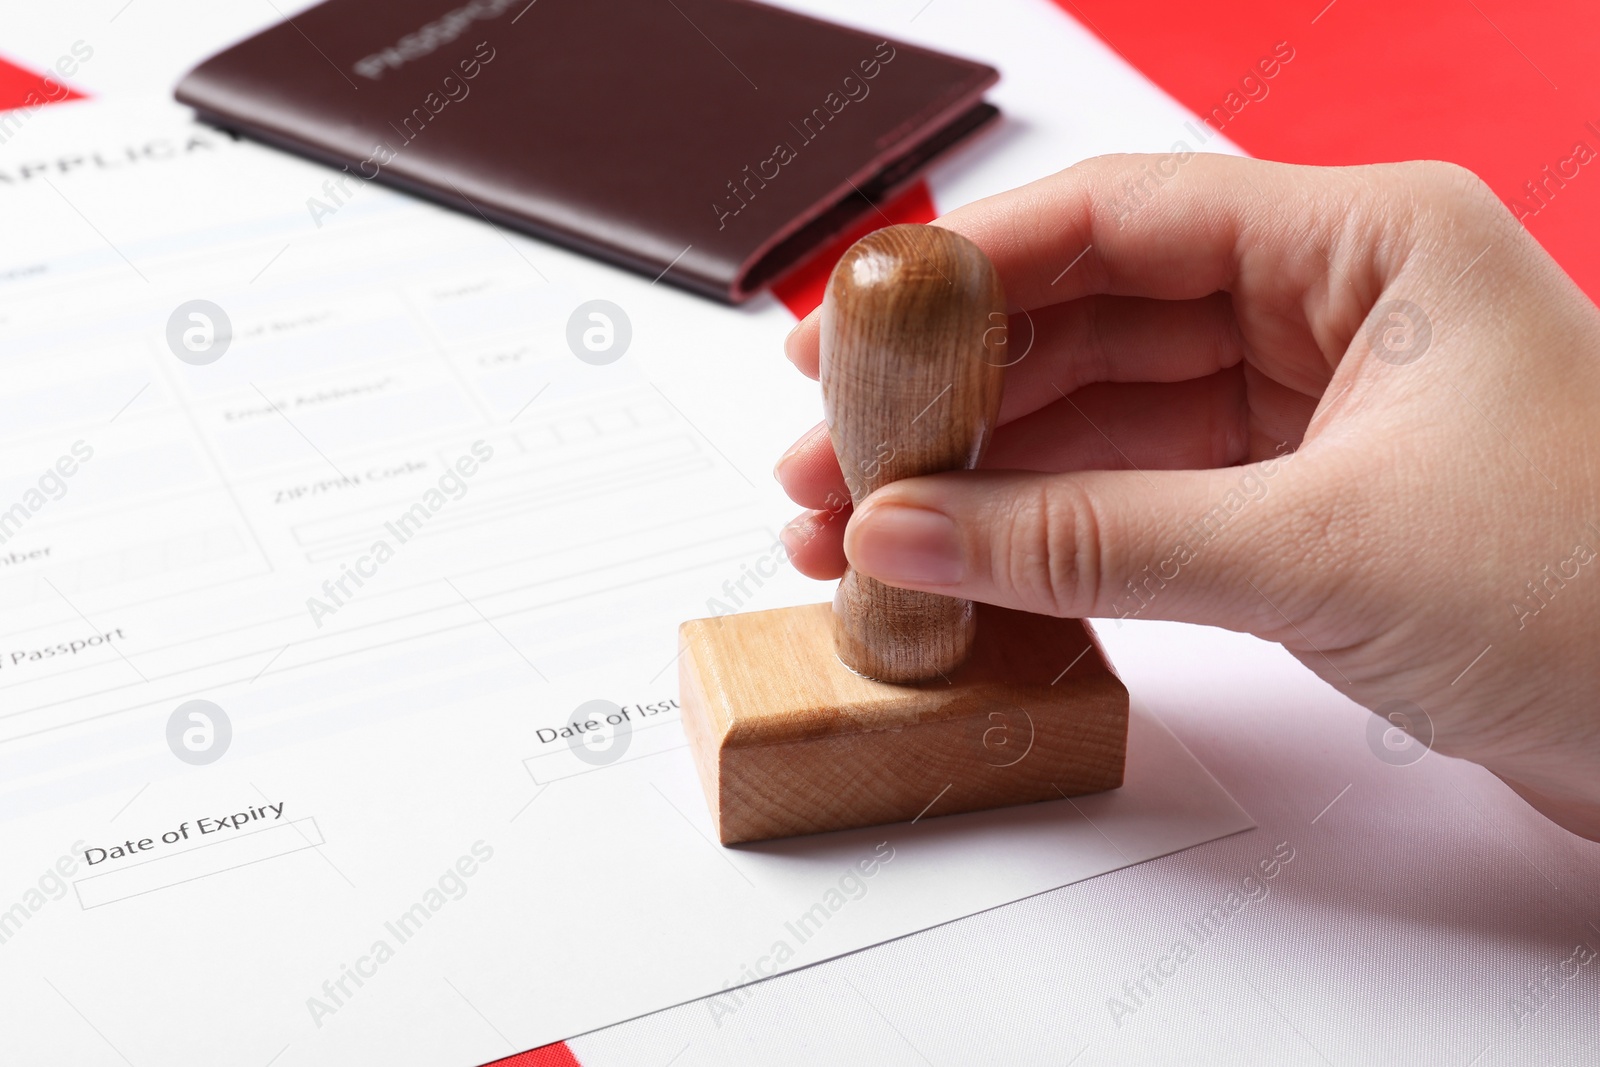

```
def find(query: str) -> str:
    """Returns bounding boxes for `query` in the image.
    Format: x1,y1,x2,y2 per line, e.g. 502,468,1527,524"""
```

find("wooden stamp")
679,224,1129,845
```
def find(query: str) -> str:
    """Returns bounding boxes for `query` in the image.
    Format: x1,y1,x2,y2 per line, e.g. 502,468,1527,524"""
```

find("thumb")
842,459,1308,634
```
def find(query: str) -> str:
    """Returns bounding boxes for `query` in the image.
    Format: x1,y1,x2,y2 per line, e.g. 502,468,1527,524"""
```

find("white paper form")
0,99,1252,1067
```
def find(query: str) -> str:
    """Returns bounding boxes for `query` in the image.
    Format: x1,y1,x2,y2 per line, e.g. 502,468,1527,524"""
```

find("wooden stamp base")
678,602,1129,844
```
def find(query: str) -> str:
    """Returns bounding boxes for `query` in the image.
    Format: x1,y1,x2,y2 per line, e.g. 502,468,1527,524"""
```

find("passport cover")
174,0,1000,303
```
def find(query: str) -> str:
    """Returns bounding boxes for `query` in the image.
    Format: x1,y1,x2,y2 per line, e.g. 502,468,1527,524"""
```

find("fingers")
784,318,820,377
779,506,849,580
997,292,1245,424
936,153,1386,312
776,154,1416,632
786,291,1246,402
987,372,1249,471
840,461,1309,632
776,369,1251,511
786,154,1393,379
774,421,845,512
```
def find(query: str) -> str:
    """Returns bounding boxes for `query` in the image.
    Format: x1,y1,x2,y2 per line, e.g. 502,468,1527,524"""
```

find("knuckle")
1079,298,1114,384
1402,160,1504,226
993,480,1104,617
1420,159,1494,201
1203,291,1246,375
1239,462,1370,635
1207,369,1251,468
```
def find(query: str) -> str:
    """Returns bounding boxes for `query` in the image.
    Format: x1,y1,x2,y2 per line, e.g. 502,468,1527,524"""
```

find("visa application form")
0,97,1252,1066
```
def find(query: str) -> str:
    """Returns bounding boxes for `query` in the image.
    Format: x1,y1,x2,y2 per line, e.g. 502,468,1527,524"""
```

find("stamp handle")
820,224,1006,682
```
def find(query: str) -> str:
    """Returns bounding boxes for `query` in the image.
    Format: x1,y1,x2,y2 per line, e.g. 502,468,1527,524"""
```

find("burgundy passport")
174,0,999,303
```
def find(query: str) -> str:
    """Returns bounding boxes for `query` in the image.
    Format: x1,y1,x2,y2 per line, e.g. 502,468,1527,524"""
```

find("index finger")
784,152,1376,378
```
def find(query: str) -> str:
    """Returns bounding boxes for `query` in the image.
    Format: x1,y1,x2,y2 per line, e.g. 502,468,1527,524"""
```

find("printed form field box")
523,718,687,785
74,818,324,909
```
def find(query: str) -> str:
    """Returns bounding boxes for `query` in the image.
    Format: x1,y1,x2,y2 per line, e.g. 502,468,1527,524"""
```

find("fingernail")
848,505,965,585
779,513,814,556
774,423,826,484
783,321,806,365
773,441,800,483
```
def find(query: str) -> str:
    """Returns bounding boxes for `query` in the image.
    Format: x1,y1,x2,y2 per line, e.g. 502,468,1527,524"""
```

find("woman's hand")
775,154,1600,840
